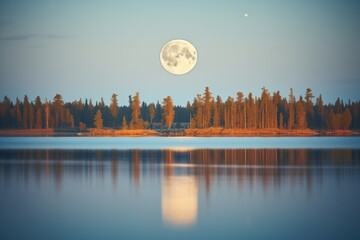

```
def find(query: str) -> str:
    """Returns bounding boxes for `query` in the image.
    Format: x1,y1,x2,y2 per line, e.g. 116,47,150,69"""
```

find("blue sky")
0,0,359,106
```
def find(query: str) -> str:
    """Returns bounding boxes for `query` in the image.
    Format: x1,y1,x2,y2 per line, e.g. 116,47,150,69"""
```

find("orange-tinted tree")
131,92,143,129
162,96,175,129
94,110,103,129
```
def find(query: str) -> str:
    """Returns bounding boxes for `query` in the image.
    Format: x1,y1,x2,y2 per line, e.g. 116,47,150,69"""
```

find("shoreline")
0,128,358,137
183,128,359,137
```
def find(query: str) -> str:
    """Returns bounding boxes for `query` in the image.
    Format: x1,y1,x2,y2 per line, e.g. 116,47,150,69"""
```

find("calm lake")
1,137,360,240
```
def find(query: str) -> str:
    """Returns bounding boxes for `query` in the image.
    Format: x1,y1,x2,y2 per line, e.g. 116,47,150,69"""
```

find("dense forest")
0,87,359,130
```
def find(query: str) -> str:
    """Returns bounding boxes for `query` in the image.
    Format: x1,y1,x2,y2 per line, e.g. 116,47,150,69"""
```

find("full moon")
160,39,197,75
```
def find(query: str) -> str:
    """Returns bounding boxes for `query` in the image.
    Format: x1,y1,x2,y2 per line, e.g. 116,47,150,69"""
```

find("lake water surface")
1,137,360,239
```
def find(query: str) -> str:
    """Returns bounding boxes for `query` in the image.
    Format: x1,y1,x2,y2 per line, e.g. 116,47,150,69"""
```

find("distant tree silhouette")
236,92,244,128
315,94,325,129
94,110,103,129
305,88,315,128
148,103,155,126
131,92,143,129
64,109,73,128
53,94,64,128
212,99,219,127
328,109,340,130
34,96,42,129
193,94,203,128
23,95,30,129
295,96,307,129
99,97,105,109
110,93,118,127
273,91,282,128
203,87,212,128
45,98,50,129
86,99,94,127
247,93,255,128
287,88,295,129
260,87,269,129
15,98,22,128
162,96,175,129
225,96,235,129
88,99,94,112
334,98,342,114
154,101,162,123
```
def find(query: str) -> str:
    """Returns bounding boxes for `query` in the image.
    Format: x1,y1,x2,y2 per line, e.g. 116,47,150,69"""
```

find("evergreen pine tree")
162,96,175,129
94,110,103,129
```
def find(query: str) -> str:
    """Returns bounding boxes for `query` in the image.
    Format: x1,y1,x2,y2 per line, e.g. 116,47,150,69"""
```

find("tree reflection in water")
1,148,359,227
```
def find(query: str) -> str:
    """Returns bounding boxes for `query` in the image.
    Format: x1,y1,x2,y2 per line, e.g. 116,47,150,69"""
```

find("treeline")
0,92,179,130
0,87,359,130
188,87,358,130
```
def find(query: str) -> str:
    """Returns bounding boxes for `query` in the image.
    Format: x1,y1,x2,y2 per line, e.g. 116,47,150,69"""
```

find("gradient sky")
1,0,359,106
